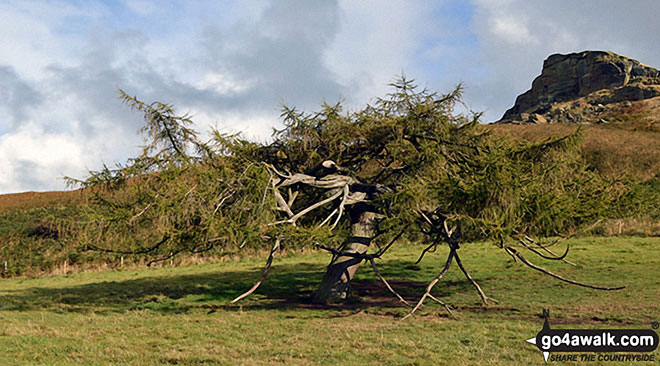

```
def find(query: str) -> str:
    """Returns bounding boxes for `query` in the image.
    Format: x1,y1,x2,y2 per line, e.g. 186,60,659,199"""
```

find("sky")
1,0,660,194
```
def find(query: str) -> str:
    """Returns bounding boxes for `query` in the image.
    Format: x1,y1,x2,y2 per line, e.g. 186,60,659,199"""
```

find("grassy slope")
0,190,90,276
488,122,660,181
489,122,660,236
1,238,658,365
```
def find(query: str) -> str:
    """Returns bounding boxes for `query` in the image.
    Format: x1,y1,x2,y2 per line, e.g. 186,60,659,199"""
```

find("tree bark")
313,203,381,304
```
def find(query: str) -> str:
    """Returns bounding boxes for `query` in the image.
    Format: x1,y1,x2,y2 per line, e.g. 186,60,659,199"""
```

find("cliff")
498,51,660,126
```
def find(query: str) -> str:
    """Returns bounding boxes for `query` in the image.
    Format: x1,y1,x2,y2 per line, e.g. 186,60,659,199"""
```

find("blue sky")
1,0,660,193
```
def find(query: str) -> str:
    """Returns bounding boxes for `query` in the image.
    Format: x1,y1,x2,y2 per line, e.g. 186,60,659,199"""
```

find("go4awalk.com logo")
525,310,658,363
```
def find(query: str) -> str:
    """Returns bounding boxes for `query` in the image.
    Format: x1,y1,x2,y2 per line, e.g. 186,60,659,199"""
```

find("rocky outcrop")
499,51,660,124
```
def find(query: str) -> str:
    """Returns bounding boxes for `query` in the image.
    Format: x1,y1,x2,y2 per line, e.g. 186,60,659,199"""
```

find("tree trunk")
313,204,380,304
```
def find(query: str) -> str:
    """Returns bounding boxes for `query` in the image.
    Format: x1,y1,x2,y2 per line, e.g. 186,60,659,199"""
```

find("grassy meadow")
1,120,659,365
1,237,658,365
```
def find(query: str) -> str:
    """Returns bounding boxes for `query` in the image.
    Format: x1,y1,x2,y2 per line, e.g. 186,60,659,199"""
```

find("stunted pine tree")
66,78,624,314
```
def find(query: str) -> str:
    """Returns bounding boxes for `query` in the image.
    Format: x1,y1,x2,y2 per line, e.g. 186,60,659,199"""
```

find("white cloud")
193,72,256,96
491,16,536,45
0,124,86,192
325,0,430,105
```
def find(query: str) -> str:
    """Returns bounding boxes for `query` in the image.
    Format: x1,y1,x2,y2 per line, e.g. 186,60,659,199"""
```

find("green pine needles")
63,77,627,309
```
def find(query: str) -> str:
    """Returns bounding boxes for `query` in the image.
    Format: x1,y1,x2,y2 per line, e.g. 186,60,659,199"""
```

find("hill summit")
498,51,660,126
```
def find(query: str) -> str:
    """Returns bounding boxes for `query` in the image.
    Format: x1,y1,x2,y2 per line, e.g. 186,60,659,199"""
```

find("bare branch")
508,247,625,290
519,236,576,266
368,258,411,306
415,242,438,264
213,189,235,215
319,207,339,227
129,193,159,224
273,189,294,218
504,246,518,262
427,294,456,318
518,239,570,261
231,238,281,303
403,248,455,320
287,188,298,207
373,230,405,257
147,249,182,267
183,184,198,198
276,173,353,189
454,250,499,305
270,189,343,226
330,184,350,229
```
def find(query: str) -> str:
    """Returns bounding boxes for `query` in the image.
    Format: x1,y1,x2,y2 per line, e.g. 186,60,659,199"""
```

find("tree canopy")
65,77,625,312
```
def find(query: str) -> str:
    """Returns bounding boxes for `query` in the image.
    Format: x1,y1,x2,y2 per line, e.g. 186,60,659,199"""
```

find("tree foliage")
65,78,625,309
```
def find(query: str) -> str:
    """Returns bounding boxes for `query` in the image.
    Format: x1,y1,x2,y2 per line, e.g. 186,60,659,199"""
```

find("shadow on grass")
0,260,478,315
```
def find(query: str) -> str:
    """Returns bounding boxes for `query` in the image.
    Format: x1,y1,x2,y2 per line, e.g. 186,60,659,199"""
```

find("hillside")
488,123,660,181
0,190,84,213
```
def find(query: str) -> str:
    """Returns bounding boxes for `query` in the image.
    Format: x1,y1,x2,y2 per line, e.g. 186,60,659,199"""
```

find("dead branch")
521,235,576,266
183,183,198,198
213,188,236,215
427,294,456,318
403,248,455,320
507,247,625,290
287,188,298,207
129,193,160,224
415,242,438,264
147,249,182,266
504,246,518,262
270,189,344,226
517,238,570,262
331,184,350,229
368,258,411,306
454,250,498,305
319,207,339,227
273,189,294,218
231,238,281,303
275,173,353,189
372,230,405,257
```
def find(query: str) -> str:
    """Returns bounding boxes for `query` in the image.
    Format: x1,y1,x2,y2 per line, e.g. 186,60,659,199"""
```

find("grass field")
1,237,658,365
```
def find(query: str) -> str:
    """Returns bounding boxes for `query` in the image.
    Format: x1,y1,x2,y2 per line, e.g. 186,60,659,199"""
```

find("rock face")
499,51,660,123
